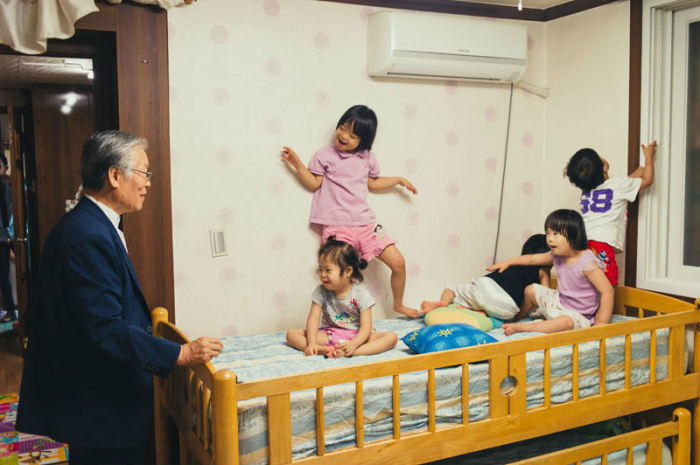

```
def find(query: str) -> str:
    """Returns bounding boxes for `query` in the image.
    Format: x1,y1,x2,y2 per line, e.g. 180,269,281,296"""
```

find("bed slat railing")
356,381,365,446
461,365,469,424
316,387,325,455
599,339,606,395
508,407,690,465
392,375,401,438
489,357,508,418
268,393,292,464
509,353,527,415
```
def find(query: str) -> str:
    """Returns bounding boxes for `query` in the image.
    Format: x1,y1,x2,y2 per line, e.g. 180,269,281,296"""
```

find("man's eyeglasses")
130,168,153,180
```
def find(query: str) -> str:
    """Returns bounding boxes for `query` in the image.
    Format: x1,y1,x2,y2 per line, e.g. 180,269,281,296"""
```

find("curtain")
0,0,187,55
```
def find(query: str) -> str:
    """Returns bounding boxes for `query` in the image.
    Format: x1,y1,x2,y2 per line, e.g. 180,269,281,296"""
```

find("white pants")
530,284,591,329
450,276,520,320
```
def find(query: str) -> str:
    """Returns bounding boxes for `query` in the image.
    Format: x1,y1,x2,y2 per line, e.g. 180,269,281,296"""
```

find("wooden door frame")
75,1,176,319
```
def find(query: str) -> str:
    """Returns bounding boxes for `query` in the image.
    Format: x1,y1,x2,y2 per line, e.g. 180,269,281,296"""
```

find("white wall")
167,0,547,338
543,1,631,277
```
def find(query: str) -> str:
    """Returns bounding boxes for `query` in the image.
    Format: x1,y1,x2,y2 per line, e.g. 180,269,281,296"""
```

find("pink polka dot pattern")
271,234,286,251
269,177,283,195
315,90,330,107
213,87,230,105
521,229,533,242
313,32,330,50
265,59,281,76
170,87,178,103
445,80,457,95
522,132,534,147
447,234,460,249
527,35,534,51
403,104,417,119
446,183,460,198
360,7,375,20
406,210,419,226
405,158,418,173
446,131,458,147
485,206,499,222
267,118,282,135
219,267,237,284
273,291,289,308
407,263,421,279
175,271,187,289
210,25,229,44
168,21,176,41
263,0,280,16
485,157,498,172
484,106,497,122
521,181,534,195
221,325,239,337
217,208,234,225
216,148,232,165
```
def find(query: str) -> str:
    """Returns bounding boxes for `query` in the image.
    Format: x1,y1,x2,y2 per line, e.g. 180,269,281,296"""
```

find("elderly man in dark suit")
16,130,223,464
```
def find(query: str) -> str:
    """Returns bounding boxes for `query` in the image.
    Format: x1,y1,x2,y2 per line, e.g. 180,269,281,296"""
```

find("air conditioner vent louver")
368,11,527,83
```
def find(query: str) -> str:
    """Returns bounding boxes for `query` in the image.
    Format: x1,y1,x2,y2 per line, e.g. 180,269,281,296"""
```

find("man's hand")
176,337,223,366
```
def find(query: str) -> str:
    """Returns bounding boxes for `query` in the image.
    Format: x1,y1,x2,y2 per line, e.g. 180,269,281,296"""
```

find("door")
6,106,30,336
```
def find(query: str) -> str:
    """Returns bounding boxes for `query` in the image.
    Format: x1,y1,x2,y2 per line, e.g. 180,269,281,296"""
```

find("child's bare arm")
487,252,553,273
584,267,614,325
281,146,323,191
538,267,551,288
629,141,656,190
304,303,323,355
336,308,373,356
368,176,418,194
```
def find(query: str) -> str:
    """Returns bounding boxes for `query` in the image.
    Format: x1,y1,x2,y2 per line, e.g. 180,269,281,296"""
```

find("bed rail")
152,286,700,465
510,407,690,465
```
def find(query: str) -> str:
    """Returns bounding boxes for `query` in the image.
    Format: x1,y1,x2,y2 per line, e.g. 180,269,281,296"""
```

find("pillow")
402,323,498,354
424,304,503,331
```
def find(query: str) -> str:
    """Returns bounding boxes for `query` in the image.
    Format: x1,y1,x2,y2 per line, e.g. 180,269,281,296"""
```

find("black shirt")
485,265,543,307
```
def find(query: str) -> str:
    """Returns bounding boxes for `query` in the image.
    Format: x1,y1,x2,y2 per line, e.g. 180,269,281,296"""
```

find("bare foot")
420,300,448,313
502,323,526,336
395,305,420,318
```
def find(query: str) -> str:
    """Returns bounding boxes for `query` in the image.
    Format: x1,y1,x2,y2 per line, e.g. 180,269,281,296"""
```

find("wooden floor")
0,331,23,395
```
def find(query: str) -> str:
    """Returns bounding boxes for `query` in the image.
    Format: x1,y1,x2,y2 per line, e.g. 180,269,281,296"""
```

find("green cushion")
424,304,502,331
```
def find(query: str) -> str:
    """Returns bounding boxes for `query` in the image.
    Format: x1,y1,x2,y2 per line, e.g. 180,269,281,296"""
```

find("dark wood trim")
625,0,642,287
544,0,619,21
321,0,620,21
321,0,545,20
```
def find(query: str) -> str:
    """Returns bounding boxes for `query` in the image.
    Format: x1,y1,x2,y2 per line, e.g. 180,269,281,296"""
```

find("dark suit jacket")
16,198,181,448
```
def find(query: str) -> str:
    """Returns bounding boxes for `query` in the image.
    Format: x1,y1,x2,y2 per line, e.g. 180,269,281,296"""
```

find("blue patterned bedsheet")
211,315,670,465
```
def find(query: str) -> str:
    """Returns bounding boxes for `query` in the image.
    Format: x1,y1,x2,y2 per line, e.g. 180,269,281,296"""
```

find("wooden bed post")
151,307,177,465
213,369,238,465
673,407,691,464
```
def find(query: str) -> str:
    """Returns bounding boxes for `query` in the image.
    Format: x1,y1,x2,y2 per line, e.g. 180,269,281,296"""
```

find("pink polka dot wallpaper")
167,0,548,337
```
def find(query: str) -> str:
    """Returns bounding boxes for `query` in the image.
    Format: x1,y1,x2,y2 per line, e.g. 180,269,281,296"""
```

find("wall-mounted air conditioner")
367,11,527,83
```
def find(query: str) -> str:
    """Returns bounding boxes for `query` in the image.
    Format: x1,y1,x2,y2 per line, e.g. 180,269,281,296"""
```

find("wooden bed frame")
151,286,700,465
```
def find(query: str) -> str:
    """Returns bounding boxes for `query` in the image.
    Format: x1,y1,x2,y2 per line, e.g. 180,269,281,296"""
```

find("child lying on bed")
420,234,551,321
286,237,398,358
488,209,614,335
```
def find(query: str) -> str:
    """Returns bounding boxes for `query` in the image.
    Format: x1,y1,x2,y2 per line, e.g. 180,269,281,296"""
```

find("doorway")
0,30,118,392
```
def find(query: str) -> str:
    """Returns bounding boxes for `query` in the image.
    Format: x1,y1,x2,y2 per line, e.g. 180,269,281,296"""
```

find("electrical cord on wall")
492,82,514,265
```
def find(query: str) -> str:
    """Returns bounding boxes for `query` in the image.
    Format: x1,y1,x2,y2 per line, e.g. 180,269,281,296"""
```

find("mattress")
210,315,670,465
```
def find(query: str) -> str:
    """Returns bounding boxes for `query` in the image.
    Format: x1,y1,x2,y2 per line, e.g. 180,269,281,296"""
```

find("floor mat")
0,394,68,465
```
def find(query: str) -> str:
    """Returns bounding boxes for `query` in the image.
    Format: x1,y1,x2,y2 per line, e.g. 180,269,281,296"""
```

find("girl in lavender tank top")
487,209,614,335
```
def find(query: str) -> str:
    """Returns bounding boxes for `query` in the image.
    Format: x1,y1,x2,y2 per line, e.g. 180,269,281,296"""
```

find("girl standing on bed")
282,105,420,317
487,209,614,335
286,237,398,358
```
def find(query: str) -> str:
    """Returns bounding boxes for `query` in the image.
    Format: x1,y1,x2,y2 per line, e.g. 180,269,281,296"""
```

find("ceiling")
0,55,94,88
466,0,572,7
